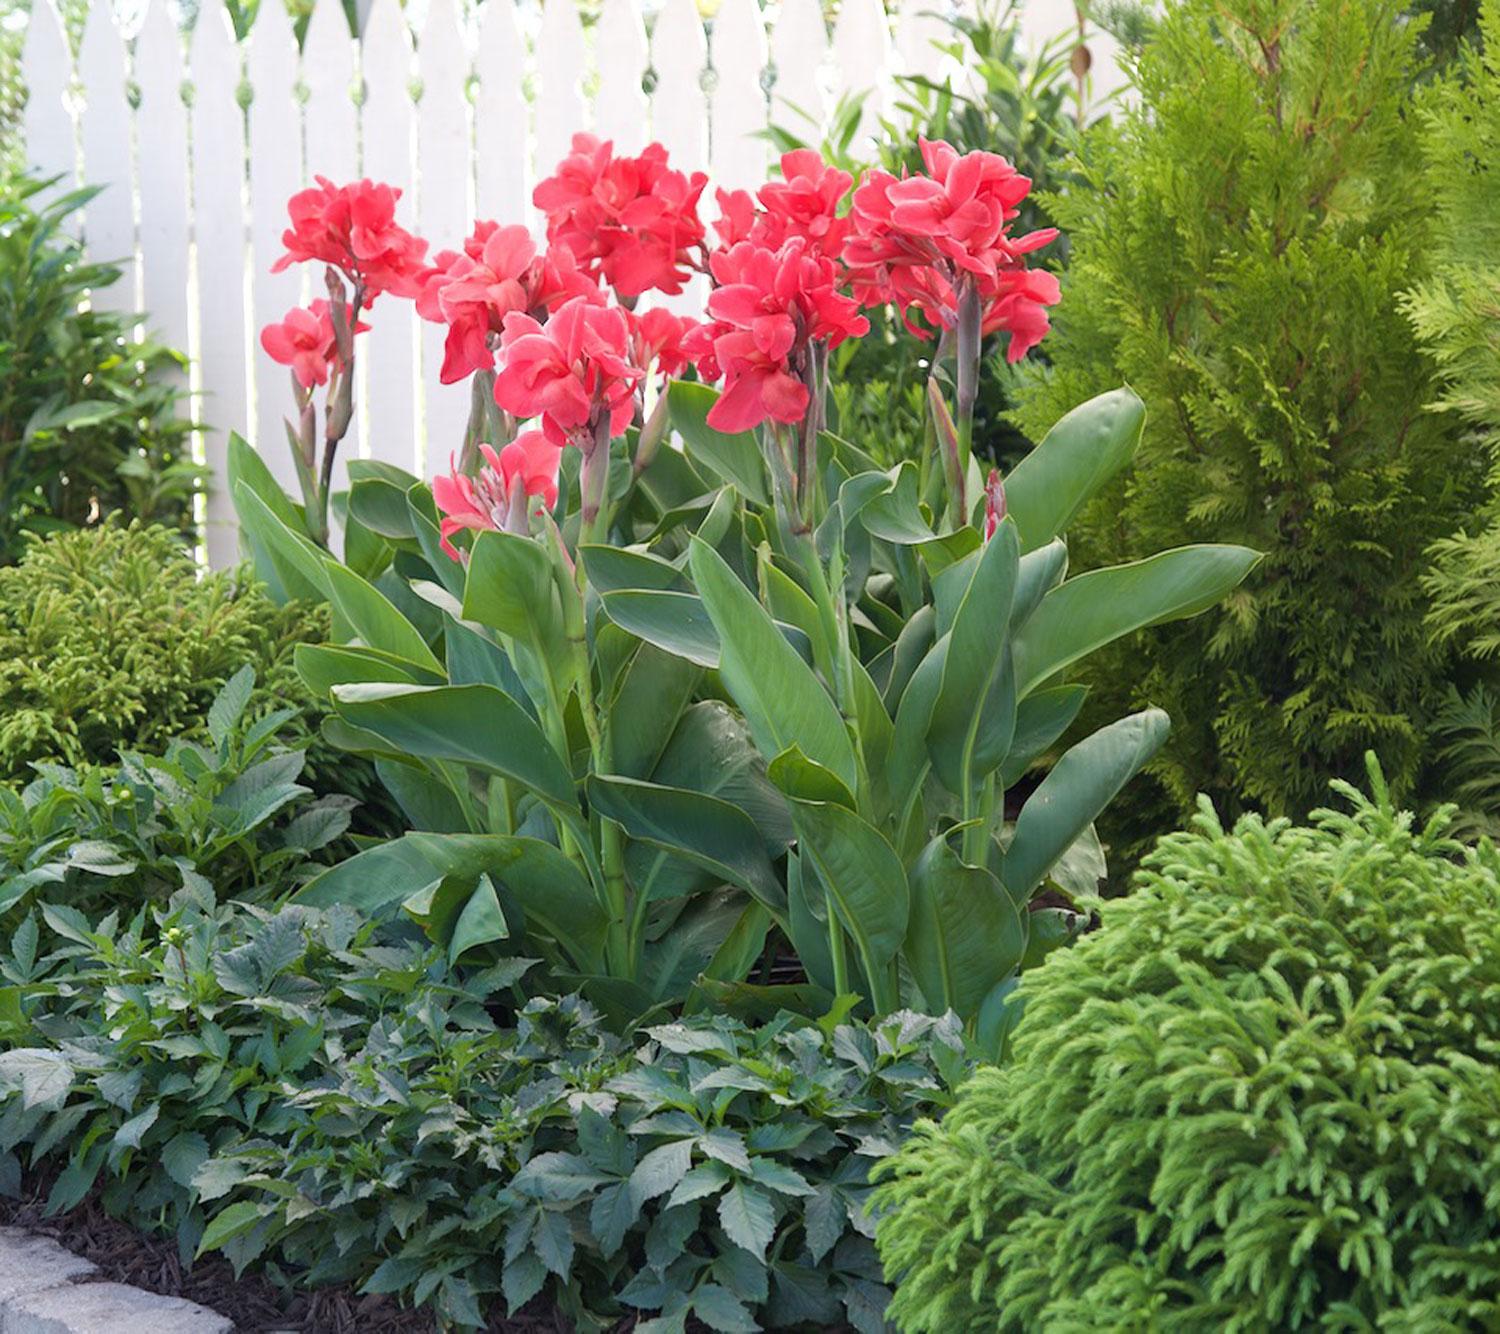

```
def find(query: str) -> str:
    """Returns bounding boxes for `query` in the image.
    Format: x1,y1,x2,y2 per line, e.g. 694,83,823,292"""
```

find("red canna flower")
259,298,369,388
687,238,868,433
534,135,709,298
712,150,852,259
493,296,642,449
845,138,1059,360
628,307,698,385
272,177,428,299
432,433,563,559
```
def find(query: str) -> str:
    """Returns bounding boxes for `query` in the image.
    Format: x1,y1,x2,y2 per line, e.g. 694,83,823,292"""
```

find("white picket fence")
17,0,1122,565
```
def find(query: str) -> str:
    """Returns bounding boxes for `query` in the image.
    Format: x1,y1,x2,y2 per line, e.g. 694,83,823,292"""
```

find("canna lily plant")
234,134,1259,1039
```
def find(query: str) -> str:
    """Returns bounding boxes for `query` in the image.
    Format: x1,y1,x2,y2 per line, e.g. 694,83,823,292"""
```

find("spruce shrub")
0,522,324,783
1013,0,1486,844
872,760,1500,1331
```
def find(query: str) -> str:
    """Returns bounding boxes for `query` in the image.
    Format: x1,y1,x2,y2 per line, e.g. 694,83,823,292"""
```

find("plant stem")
952,278,983,529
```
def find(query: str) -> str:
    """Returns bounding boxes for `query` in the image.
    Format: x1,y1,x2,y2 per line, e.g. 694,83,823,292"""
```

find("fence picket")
894,0,953,83
475,0,529,225
416,0,473,474
360,0,420,474
768,0,827,143
595,0,649,155
709,0,769,193
536,0,587,177
191,3,250,568
304,1,358,186
78,4,134,311
831,0,892,145
247,3,305,495
21,0,74,201
135,0,192,455
649,0,708,174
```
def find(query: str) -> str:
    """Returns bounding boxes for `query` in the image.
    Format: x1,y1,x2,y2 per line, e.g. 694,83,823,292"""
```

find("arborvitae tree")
1406,1,1500,658
873,760,1500,1331
1013,0,1487,847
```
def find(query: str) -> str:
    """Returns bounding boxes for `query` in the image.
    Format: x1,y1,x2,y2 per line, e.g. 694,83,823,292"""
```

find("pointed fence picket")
15,0,1122,563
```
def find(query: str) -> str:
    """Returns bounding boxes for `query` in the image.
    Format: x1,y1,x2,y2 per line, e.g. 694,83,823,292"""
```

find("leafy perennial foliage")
0,893,963,1331
872,760,1500,1331
0,667,357,925
236,383,1258,1041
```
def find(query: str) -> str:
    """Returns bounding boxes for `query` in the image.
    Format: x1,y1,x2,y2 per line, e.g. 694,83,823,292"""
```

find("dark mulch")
0,1170,590,1333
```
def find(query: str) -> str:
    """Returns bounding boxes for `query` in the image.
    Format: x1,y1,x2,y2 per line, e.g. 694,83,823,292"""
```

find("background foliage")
0,522,324,784
0,173,201,564
874,761,1500,1331
1011,0,1486,855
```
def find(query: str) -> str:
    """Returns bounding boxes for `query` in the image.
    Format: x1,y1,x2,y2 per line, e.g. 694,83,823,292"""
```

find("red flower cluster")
534,135,709,299
494,297,643,449
628,307,698,385
272,177,428,299
415,222,601,383
713,150,853,259
686,239,868,433
845,138,1060,360
259,298,369,388
433,432,562,559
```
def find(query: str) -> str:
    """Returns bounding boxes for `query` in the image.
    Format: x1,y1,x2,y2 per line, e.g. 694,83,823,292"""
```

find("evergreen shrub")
873,760,1500,1331
1014,0,1486,844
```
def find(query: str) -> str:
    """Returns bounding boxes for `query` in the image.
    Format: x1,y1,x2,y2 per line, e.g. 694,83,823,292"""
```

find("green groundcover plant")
0,522,324,783
872,759,1500,1331
234,134,1258,1041
1012,0,1487,844
0,173,201,563
0,667,358,925
0,893,967,1331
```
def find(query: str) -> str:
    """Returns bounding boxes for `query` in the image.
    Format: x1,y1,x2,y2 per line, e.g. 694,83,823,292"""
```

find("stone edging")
0,1226,233,1333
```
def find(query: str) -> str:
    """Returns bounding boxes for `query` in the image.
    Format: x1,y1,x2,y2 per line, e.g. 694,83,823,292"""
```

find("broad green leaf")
332,683,578,814
448,873,510,963
196,1201,267,1258
790,801,908,1005
323,560,443,674
232,481,329,606
717,1179,777,1260
207,665,256,746
462,529,568,664
1004,387,1145,553
348,462,422,541
999,684,1089,787
928,520,1020,794
689,538,857,792
650,703,793,852
906,835,1025,1019
667,381,770,504
580,544,686,594
587,775,786,911
609,645,702,780
857,462,938,545
598,588,813,672
598,589,722,668
1003,709,1170,900
294,643,439,698
1011,539,1068,631
296,832,606,967
1013,545,1262,697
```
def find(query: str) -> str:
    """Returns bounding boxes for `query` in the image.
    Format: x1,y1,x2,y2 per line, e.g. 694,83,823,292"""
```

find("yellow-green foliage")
1406,2,1500,662
874,761,1500,1332
0,522,325,783
1014,0,1486,841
